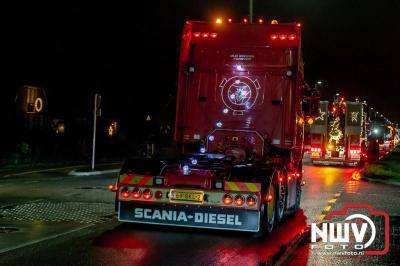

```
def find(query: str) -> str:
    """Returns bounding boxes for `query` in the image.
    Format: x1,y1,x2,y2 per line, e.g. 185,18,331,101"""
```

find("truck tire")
275,171,287,224
115,193,119,212
294,179,302,211
260,184,276,234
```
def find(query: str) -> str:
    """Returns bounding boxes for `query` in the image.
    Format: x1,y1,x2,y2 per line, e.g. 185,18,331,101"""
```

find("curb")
68,168,120,176
361,176,400,187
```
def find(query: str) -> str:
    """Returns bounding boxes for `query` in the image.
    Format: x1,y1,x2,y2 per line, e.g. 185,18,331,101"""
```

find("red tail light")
223,194,233,205
258,18,264,24
202,32,209,38
279,177,283,182
288,34,296,40
155,191,163,199
132,188,141,199
121,190,130,198
295,172,301,177
143,189,152,199
210,32,218,38
279,34,287,40
228,18,232,23
288,175,292,181
193,32,200,37
246,196,256,206
270,34,278,40
108,184,115,191
243,18,248,24
235,195,244,205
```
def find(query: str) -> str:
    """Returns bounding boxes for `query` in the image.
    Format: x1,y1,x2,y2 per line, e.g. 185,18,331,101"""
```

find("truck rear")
110,19,319,233
311,96,367,166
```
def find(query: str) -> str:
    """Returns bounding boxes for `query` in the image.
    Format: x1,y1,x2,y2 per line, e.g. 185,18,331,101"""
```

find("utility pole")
249,0,253,24
91,94,101,170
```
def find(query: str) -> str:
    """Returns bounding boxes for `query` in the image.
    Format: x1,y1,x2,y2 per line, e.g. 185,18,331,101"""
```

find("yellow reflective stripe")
145,178,153,185
226,182,240,191
245,182,259,192
119,174,128,183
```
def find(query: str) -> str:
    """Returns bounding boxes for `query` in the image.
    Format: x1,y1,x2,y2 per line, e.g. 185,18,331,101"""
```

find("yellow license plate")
170,190,204,202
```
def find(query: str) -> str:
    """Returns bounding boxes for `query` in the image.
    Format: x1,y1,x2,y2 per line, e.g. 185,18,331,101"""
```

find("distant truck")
367,114,397,155
110,19,319,233
310,95,367,166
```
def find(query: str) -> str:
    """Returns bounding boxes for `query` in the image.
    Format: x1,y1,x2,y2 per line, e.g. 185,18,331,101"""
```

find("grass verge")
363,146,400,182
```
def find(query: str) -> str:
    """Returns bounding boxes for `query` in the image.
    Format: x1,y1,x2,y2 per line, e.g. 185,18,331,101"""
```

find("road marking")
327,198,337,204
0,223,95,254
1,162,120,178
323,206,332,212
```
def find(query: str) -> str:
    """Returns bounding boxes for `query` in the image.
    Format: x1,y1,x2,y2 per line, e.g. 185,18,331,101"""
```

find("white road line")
0,223,95,254
2,162,120,178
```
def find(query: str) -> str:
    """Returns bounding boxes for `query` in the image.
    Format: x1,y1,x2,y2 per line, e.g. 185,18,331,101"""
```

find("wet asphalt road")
0,158,399,266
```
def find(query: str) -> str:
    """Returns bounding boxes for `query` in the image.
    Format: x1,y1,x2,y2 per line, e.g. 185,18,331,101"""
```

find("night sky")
2,1,400,128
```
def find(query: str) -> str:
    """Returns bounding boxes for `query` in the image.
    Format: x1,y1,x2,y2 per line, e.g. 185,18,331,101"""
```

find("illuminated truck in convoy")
109,19,319,233
309,95,367,167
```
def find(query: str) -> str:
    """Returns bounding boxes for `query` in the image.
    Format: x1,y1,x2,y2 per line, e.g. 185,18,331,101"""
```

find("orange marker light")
267,194,273,202
215,18,222,24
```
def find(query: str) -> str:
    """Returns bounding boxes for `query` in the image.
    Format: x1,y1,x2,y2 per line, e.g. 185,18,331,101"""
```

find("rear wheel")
260,185,276,234
294,179,302,211
275,172,287,224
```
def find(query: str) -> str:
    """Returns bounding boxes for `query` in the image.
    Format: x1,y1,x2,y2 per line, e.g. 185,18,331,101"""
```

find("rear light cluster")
350,149,361,154
193,32,218,38
222,194,257,207
270,34,297,41
311,147,322,152
120,187,163,200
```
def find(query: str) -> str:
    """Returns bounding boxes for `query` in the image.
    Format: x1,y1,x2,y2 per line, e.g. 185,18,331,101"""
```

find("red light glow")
267,194,273,202
270,34,278,40
243,18,248,24
143,189,152,199
132,189,141,199
223,194,233,205
202,32,209,38
122,191,130,198
296,22,302,28
279,34,287,40
193,32,200,37
235,195,244,205
288,34,296,40
210,32,218,38
108,184,115,191
246,196,256,206
228,18,232,23
258,18,264,24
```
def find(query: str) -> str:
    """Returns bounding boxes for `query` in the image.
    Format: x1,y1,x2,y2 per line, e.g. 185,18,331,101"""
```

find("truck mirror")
302,87,320,119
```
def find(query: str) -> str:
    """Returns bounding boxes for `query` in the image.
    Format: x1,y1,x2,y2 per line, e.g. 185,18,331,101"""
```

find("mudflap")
119,201,260,232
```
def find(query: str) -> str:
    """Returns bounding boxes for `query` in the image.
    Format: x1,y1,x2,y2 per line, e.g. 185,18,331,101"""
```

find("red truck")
110,19,319,233
310,95,367,166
